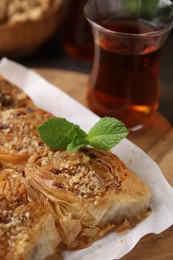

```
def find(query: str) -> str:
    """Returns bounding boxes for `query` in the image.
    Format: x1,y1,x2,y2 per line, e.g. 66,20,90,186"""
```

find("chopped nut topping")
0,77,35,111
29,148,127,199
0,108,52,156
16,92,27,101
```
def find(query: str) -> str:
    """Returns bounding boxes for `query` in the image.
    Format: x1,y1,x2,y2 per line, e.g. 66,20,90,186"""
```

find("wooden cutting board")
35,68,173,260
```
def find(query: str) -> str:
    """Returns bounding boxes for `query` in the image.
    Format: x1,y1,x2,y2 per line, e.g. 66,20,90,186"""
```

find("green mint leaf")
67,136,89,152
37,118,87,150
87,117,128,150
38,116,128,152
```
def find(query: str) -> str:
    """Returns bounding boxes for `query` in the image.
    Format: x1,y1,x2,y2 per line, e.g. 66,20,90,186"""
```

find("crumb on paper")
144,172,153,182
130,148,136,154
97,244,102,248
128,158,133,164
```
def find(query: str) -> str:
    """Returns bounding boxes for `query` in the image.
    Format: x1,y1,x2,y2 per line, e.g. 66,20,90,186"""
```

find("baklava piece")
0,107,53,170
0,75,36,111
0,168,62,260
25,147,152,250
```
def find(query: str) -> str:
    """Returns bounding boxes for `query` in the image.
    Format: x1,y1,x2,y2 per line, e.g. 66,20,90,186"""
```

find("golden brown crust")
25,147,152,250
0,75,152,255
0,168,62,260
0,75,36,111
0,107,53,170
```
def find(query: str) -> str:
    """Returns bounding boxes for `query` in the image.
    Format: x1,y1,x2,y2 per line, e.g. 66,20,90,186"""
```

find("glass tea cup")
84,0,173,131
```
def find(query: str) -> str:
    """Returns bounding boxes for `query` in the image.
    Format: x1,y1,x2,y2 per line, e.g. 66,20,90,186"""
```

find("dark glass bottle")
62,0,93,60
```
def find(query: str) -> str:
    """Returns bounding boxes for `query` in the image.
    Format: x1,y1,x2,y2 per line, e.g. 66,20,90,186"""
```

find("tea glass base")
87,101,157,132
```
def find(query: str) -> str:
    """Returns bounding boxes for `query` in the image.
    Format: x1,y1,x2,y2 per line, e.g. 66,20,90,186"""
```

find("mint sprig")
87,117,128,150
37,117,128,152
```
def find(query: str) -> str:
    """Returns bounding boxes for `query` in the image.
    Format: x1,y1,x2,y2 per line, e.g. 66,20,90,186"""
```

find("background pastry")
25,147,152,250
0,168,62,260
0,75,36,111
0,107,53,171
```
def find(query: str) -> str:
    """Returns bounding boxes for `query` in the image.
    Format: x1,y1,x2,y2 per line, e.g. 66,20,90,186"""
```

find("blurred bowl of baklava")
0,0,63,57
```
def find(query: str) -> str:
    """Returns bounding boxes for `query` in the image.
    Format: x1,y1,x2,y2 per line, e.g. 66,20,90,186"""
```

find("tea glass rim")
84,0,173,38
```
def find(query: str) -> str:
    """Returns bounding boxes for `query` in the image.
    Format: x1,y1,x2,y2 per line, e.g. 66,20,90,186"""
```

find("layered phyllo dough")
26,147,152,250
0,107,53,170
0,168,62,260
0,75,152,257
0,75,36,111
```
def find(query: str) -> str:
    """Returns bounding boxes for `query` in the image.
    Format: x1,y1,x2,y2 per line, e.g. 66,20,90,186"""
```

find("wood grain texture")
35,68,173,260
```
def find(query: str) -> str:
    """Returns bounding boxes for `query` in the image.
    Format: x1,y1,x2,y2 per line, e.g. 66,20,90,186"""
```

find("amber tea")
87,18,161,130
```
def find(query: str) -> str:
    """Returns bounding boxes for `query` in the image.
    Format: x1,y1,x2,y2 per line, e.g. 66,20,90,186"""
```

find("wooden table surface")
36,68,173,260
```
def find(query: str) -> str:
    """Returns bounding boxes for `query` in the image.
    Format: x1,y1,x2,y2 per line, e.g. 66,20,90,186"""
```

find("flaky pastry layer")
0,168,62,260
26,148,152,249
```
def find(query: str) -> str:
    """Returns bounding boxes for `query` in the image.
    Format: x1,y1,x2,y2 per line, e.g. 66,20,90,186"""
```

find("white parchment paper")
0,57,173,260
